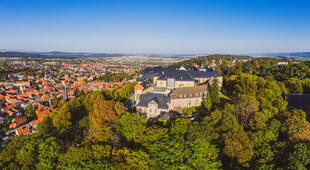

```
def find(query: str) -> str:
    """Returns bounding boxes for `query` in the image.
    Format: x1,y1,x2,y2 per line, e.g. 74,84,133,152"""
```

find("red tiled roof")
31,119,42,127
10,116,27,128
134,83,144,90
37,109,51,120
16,125,31,136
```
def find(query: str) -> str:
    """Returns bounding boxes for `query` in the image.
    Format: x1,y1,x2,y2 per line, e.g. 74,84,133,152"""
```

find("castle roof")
141,65,222,82
169,85,208,99
137,93,169,109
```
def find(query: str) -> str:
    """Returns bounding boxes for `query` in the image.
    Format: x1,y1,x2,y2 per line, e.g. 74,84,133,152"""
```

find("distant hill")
0,52,49,58
0,51,126,58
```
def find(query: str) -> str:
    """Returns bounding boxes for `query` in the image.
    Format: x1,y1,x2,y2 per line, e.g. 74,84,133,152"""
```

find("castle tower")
134,83,144,103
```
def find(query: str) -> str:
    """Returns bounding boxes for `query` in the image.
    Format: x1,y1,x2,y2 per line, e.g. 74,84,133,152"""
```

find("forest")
0,56,310,169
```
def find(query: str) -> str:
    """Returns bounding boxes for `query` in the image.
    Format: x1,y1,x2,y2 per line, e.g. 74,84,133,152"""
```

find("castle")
134,64,222,118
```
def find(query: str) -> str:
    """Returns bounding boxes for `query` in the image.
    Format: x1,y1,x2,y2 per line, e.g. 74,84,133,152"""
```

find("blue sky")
0,0,309,54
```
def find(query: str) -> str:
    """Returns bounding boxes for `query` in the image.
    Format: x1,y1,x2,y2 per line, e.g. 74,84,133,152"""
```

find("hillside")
0,56,310,169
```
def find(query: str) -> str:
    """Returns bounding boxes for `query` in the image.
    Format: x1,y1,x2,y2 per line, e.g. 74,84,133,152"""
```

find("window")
196,93,198,96
184,94,187,97
190,93,192,97
160,82,163,86
149,109,152,113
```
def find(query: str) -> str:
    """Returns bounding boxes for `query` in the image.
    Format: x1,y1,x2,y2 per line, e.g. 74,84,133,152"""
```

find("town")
0,57,145,138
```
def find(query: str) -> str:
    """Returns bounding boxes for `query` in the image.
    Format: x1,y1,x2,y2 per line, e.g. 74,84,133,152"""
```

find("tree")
282,115,304,137
234,95,259,125
0,136,32,168
223,128,254,166
187,121,219,143
149,136,221,169
182,106,197,116
16,141,38,167
136,125,168,147
25,104,36,119
36,137,62,170
60,145,111,169
112,82,137,101
51,104,72,133
186,139,222,169
90,95,126,127
86,126,113,143
287,143,310,170
209,77,220,104
203,93,212,111
36,116,55,135
148,136,189,169
125,150,150,169
286,78,303,94
114,112,146,142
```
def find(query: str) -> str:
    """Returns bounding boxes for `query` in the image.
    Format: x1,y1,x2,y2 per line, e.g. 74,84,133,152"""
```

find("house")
13,81,30,87
274,62,288,66
15,125,31,136
10,116,27,129
37,109,53,120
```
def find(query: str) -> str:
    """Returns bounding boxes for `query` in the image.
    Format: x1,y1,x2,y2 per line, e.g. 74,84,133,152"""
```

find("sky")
0,0,309,54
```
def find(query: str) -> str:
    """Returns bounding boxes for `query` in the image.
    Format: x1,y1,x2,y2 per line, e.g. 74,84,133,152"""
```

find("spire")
199,61,206,72
200,61,204,68
63,86,68,101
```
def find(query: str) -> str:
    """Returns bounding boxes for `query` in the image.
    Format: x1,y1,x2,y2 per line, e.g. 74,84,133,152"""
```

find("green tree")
136,125,168,147
25,104,36,119
36,137,62,170
36,116,55,135
125,150,150,169
287,143,310,170
203,93,212,111
286,78,303,93
186,139,222,169
209,77,220,104
114,112,146,142
51,104,72,133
